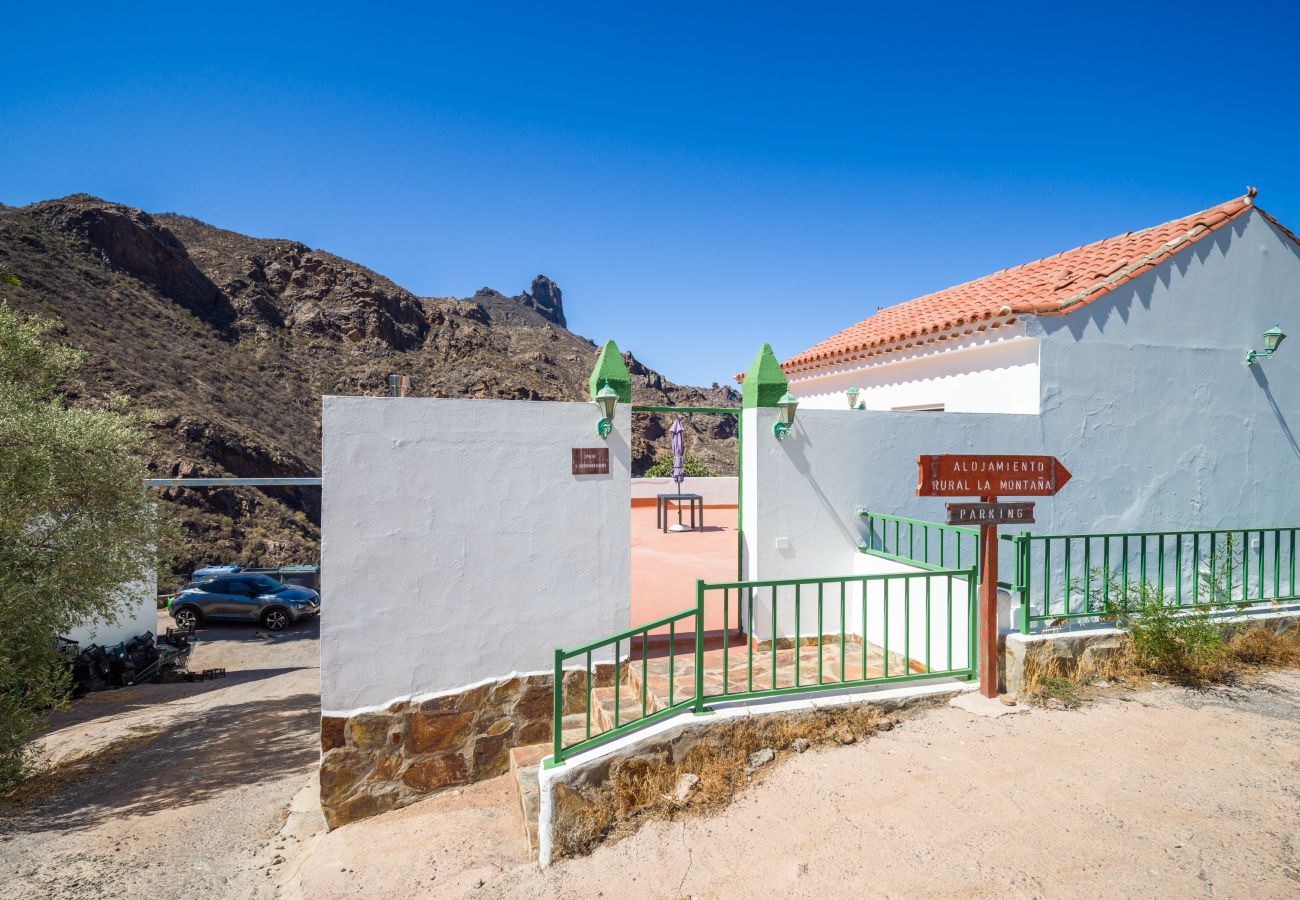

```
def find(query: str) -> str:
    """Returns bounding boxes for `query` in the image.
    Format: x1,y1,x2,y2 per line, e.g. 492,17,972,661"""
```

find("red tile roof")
781,192,1261,376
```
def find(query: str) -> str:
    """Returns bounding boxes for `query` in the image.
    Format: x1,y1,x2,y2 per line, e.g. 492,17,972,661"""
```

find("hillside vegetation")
0,196,737,583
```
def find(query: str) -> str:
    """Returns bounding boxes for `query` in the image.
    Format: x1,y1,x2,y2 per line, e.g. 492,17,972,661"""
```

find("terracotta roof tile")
781,193,1259,375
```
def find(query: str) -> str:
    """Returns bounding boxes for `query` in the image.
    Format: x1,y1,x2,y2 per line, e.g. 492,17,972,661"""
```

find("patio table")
657,493,704,532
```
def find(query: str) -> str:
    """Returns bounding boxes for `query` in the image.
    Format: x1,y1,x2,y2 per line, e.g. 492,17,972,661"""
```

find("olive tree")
0,292,158,789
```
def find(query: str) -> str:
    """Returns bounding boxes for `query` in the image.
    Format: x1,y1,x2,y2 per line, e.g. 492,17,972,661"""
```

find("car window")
201,577,231,593
248,575,286,593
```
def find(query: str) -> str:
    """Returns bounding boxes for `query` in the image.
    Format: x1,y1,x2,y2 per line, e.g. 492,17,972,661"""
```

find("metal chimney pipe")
389,374,410,397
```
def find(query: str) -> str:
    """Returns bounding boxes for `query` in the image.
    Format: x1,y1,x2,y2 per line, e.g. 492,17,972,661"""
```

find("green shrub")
644,455,716,478
1114,584,1227,682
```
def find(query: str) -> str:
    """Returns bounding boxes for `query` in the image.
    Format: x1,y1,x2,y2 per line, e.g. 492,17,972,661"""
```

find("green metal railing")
550,567,977,766
550,608,700,766
859,511,980,572
694,569,977,707
1006,527,1300,633
859,513,1300,636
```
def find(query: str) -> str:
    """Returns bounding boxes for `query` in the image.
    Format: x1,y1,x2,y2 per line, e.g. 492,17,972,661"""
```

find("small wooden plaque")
571,447,610,475
945,501,1036,526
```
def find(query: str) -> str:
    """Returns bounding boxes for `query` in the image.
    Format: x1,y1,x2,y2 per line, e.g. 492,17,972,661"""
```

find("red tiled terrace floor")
630,504,737,631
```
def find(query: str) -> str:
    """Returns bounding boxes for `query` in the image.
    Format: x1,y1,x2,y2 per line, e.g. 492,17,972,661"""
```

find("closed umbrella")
669,418,687,532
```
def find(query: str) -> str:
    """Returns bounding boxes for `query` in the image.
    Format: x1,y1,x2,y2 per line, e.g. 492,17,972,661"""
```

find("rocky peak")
521,275,565,327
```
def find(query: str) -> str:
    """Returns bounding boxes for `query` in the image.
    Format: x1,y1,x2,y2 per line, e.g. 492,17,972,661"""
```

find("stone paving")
628,635,920,705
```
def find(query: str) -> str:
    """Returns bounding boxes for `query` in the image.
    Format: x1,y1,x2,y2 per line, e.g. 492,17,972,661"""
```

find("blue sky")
3,2,1298,387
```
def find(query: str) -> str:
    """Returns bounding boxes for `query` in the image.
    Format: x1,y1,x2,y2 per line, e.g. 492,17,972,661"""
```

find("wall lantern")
846,385,860,409
594,380,618,438
773,391,799,440
1246,324,1287,365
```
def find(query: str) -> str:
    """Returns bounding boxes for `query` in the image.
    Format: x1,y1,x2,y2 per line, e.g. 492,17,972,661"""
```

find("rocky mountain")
0,195,738,586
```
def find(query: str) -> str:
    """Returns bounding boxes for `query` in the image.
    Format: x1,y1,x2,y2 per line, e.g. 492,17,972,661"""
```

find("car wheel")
173,606,201,630
261,608,290,631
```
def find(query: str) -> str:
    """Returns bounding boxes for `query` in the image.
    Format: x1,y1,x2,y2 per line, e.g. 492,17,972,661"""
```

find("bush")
644,455,716,478
0,300,158,791
1114,585,1227,682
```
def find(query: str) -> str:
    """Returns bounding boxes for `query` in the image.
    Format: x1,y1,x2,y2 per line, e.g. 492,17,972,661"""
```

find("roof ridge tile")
781,194,1259,374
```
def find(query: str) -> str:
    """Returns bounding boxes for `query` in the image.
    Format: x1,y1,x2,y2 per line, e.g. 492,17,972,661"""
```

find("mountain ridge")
0,194,737,583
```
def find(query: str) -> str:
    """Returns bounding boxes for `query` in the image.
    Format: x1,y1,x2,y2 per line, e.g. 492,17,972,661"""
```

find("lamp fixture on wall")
774,391,799,440
846,385,860,409
1246,324,1286,366
594,380,618,438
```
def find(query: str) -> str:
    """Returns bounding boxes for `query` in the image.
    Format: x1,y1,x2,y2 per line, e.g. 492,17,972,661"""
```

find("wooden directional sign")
946,501,1035,526
917,452,1072,702
917,454,1071,498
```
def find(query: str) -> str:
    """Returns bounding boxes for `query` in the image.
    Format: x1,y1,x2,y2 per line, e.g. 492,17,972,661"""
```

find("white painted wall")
630,476,737,506
64,577,158,648
744,206,1300,627
320,398,632,715
788,326,1040,414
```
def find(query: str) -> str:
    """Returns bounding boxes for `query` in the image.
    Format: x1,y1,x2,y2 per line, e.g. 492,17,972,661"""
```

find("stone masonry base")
319,667,611,829
1001,604,1300,695
539,681,969,864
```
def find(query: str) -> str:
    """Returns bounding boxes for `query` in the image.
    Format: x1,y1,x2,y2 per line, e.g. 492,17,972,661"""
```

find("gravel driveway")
0,611,320,900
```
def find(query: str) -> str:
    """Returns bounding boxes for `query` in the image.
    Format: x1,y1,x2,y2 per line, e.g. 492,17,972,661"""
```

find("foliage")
0,300,158,791
1111,583,1227,682
1023,674,1081,710
644,455,716,478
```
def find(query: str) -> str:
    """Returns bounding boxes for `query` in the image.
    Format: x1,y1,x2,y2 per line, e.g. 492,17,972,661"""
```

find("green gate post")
967,568,979,681
1017,532,1032,634
551,647,564,766
693,579,708,714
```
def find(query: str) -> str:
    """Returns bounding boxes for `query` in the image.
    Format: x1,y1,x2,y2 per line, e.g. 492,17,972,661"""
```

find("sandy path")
0,612,320,900
296,669,1300,899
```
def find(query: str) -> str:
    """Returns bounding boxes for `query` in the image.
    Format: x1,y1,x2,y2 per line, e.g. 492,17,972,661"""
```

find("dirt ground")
6,612,1299,899
0,610,321,900
294,669,1300,899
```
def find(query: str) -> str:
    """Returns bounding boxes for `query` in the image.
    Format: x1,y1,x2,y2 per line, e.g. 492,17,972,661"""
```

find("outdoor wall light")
1246,324,1287,365
773,391,799,440
846,385,860,409
594,380,618,438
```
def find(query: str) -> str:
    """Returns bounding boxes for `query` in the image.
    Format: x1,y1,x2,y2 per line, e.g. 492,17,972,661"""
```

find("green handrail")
859,511,978,572
1010,526,1300,633
549,565,978,766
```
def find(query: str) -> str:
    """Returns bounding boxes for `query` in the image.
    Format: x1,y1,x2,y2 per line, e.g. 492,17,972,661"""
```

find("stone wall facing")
319,668,610,829
1001,607,1300,694
540,685,965,864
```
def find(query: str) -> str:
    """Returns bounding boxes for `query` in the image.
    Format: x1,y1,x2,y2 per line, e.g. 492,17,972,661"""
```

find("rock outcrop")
0,195,738,581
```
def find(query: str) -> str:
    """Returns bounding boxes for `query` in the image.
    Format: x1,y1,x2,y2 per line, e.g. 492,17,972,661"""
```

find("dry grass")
552,702,911,858
1020,624,1300,709
1,726,164,807
1226,624,1300,668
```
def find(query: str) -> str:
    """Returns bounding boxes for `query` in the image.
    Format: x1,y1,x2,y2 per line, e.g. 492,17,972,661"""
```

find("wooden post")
978,494,1000,698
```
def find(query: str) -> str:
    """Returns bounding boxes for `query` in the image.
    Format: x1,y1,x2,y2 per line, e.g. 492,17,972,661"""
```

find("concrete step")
621,662,667,715
508,745,545,860
590,683,661,734
508,713,587,860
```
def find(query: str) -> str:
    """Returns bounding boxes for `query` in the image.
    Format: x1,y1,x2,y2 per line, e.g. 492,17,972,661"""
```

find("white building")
780,191,1290,415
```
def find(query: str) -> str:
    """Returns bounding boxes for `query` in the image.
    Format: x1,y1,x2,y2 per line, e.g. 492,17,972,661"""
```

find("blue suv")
169,573,320,632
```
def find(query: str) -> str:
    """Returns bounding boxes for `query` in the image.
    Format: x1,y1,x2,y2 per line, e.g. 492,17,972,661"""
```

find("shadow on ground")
3,689,320,835
38,618,319,734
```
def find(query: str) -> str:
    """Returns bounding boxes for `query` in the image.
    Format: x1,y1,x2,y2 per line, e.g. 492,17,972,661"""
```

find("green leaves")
0,273,19,287
644,454,717,478
0,302,156,790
